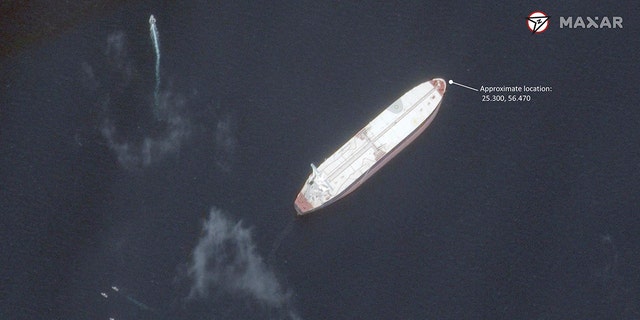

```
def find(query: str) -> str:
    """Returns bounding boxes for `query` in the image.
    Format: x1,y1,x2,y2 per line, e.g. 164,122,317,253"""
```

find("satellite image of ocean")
1,1,639,319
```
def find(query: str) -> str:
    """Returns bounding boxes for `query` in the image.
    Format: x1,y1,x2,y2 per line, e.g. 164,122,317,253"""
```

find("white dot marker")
448,79,479,92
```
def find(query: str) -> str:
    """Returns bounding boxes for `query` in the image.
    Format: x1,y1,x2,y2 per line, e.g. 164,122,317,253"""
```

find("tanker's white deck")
295,79,446,215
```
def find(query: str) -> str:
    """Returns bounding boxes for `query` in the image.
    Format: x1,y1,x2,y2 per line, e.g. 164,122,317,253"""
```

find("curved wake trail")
149,15,161,116
268,220,294,265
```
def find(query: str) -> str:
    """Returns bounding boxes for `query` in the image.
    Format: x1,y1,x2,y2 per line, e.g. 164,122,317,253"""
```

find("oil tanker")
294,78,447,215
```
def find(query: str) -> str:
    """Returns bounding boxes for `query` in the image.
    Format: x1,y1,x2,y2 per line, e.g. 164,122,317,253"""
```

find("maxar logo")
560,16,623,29
527,11,624,33
527,11,550,34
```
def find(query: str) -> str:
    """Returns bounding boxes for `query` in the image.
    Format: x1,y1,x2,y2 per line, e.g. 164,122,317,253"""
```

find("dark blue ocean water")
2,1,639,319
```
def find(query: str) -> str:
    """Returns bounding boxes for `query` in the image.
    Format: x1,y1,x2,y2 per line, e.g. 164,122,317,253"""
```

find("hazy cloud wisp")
188,207,289,307
83,31,190,170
